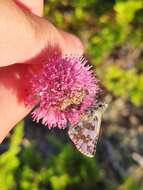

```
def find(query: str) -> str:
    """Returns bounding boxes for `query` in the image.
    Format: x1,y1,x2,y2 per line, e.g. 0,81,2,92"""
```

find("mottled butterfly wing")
68,102,108,157
68,111,101,157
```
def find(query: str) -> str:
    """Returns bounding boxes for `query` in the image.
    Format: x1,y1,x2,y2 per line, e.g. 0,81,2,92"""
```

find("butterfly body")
68,102,108,157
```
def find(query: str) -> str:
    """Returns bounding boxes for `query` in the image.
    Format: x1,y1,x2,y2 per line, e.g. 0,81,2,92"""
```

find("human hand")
0,0,83,143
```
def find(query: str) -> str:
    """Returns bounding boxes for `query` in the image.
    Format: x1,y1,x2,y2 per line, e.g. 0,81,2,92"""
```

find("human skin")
0,0,83,143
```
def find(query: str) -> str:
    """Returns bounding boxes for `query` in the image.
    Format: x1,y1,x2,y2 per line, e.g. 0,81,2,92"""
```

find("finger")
14,0,44,16
0,1,84,67
16,1,83,55
16,0,83,55
29,17,84,59
58,29,84,56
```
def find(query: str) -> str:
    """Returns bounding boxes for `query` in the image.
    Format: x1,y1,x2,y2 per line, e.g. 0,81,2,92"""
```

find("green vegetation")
1,0,143,189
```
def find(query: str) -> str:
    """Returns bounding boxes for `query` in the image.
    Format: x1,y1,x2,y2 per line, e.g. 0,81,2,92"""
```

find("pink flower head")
25,47,99,129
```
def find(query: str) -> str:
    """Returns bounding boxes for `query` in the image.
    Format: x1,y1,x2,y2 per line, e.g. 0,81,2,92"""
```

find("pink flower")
25,47,99,129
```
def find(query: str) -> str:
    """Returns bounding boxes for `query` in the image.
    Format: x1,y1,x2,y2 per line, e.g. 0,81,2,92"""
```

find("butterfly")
68,102,108,157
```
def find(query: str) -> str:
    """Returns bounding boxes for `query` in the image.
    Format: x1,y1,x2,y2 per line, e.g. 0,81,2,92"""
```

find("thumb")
14,0,83,56
33,16,84,57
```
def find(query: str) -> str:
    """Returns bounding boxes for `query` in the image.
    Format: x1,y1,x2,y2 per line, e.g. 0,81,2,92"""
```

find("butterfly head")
95,102,108,114
86,102,108,116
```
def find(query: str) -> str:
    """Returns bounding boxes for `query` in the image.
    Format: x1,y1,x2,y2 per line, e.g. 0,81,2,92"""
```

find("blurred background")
1,0,143,189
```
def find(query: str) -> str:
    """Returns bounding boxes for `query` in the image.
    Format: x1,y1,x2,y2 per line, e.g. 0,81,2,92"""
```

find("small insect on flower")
25,47,99,129
68,102,108,157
